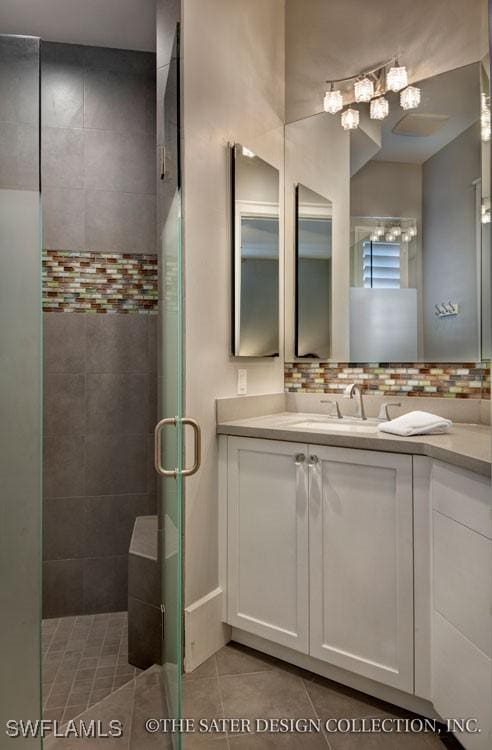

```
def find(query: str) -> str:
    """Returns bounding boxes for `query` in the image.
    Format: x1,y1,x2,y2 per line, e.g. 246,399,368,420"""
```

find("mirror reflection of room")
231,144,280,357
285,0,491,365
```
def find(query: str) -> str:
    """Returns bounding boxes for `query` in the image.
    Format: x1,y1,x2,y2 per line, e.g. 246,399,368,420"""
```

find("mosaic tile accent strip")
43,251,158,314
285,361,491,399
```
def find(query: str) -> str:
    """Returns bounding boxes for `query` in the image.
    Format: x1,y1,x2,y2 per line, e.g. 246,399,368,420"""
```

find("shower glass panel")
157,29,184,745
0,35,43,747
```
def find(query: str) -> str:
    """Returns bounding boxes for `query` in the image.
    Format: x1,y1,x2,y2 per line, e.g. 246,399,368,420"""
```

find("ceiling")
0,0,156,51
286,0,487,123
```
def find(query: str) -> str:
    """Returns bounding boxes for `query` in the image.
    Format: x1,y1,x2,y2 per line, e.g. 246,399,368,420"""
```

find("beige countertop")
217,412,491,477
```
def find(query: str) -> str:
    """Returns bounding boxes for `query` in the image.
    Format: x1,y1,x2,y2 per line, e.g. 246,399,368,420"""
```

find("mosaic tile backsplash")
285,362,491,399
43,251,158,314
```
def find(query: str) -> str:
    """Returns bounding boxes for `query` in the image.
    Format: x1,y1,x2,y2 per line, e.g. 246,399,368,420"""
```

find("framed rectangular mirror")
295,184,332,358
231,143,280,357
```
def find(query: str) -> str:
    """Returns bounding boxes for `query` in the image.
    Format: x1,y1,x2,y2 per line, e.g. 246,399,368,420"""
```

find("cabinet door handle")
308,455,319,465
295,453,306,465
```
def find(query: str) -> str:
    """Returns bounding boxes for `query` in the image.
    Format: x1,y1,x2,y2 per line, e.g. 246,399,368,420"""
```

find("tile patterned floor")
42,611,141,725
44,641,457,749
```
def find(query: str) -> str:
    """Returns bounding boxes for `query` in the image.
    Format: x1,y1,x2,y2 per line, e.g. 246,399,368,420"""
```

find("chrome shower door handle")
181,418,202,477
154,417,178,477
154,417,202,478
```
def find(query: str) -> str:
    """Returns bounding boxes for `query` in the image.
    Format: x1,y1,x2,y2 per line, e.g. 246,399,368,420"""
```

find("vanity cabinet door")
308,446,414,692
227,436,309,653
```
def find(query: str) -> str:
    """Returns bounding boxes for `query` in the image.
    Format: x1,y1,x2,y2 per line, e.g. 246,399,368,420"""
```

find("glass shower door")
0,34,43,747
155,28,196,748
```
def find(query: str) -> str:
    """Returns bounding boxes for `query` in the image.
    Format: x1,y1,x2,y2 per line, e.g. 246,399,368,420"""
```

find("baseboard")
184,587,231,673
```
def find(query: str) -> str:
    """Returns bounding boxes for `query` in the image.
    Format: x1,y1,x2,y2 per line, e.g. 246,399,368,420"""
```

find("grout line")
212,655,231,749
300,678,333,750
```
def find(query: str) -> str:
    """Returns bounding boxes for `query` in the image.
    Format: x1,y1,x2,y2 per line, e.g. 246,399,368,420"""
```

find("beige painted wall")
284,112,350,362
181,0,285,613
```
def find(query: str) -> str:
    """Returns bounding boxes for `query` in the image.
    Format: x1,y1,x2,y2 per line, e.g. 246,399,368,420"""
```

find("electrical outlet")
237,369,247,395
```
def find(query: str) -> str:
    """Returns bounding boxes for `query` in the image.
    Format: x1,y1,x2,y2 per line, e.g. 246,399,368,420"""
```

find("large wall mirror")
231,143,280,357
284,0,491,364
295,185,332,358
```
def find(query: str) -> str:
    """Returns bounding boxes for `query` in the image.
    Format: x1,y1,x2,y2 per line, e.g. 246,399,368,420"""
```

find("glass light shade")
354,77,374,103
324,88,343,114
391,226,402,237
385,231,394,241
408,226,417,237
370,232,379,242
370,96,389,120
341,107,359,130
376,227,385,237
401,232,410,242
400,85,421,110
387,65,408,92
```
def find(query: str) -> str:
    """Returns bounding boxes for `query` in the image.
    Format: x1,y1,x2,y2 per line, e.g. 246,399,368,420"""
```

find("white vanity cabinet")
224,436,414,691
430,461,492,750
226,437,310,652
308,446,414,692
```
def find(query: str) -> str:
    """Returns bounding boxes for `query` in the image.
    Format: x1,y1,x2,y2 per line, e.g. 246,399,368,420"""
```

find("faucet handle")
320,399,342,419
378,402,402,421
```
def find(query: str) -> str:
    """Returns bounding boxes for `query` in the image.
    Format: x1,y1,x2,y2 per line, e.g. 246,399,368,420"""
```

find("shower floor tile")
42,611,141,724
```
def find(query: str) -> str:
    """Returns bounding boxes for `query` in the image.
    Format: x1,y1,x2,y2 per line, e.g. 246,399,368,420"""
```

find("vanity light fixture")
341,107,359,130
370,96,389,120
376,226,385,237
324,83,343,113
324,55,419,130
408,226,417,238
401,231,410,242
400,85,421,110
386,63,408,92
354,76,374,103
391,226,402,237
370,232,379,242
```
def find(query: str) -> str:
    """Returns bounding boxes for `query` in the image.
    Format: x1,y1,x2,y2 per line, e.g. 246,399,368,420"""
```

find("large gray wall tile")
43,559,84,618
43,497,87,560
44,313,86,373
85,190,156,254
85,434,147,495
0,36,39,125
86,315,149,373
84,69,155,134
84,129,155,194
83,46,155,75
86,373,149,435
44,373,85,436
44,434,85,499
83,556,127,613
85,494,154,558
42,63,84,129
0,122,38,189
43,188,85,251
42,127,84,188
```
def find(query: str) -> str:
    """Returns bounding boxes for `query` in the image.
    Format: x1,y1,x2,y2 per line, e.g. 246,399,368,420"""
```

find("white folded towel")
378,410,452,437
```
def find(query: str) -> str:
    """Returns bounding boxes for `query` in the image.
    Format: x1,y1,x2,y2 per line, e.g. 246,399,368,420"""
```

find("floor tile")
215,643,275,677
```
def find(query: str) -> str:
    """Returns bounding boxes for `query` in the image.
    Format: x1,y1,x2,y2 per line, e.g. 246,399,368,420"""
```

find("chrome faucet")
344,383,367,420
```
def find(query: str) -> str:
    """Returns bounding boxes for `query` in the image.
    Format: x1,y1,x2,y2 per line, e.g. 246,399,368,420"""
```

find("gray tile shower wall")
41,42,158,618
41,42,156,255
43,314,157,618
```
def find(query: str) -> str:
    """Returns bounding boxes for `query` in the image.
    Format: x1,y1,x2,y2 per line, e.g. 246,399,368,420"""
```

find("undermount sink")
290,418,380,433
